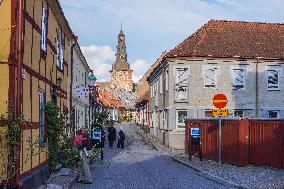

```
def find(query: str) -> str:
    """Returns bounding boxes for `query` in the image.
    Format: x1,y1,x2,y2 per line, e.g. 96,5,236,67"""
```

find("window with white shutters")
165,69,169,91
56,30,64,70
159,75,163,94
175,67,188,102
204,68,216,88
56,30,61,69
233,69,245,89
61,33,65,69
267,69,279,90
40,7,47,52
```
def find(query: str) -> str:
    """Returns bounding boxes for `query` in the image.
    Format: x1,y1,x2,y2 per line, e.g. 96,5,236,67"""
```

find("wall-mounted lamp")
88,70,97,88
56,77,62,88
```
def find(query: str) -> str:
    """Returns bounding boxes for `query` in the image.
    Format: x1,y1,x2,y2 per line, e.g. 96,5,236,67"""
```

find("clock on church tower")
110,26,133,92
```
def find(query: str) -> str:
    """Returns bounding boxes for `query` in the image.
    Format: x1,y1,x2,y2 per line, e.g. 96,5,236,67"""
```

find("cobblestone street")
72,122,235,189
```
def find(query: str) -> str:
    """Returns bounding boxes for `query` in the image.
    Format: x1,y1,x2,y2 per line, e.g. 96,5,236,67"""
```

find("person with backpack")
117,129,125,149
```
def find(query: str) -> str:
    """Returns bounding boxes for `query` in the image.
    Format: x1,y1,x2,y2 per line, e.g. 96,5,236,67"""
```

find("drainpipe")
16,0,23,188
255,59,259,118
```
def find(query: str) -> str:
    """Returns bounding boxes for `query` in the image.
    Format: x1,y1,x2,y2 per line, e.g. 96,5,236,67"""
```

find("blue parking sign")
92,131,101,140
191,128,200,136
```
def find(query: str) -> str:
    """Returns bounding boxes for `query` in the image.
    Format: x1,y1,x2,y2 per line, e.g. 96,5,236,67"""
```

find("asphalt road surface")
72,122,235,189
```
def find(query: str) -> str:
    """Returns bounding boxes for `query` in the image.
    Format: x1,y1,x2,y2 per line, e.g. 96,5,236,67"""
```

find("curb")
136,126,249,189
170,156,249,189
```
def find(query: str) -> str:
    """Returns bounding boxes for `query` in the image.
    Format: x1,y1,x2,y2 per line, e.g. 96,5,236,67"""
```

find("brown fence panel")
221,119,249,166
249,120,284,169
221,120,240,165
185,120,218,161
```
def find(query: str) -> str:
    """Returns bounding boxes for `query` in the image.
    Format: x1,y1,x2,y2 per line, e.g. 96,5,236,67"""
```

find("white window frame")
266,68,280,91
159,75,163,94
61,33,65,69
176,109,187,130
165,68,169,91
39,89,46,146
204,66,217,88
40,6,47,52
56,30,64,70
233,69,245,89
174,66,189,102
268,110,279,118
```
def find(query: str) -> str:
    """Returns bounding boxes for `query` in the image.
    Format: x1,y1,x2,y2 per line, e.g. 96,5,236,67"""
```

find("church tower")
110,26,133,91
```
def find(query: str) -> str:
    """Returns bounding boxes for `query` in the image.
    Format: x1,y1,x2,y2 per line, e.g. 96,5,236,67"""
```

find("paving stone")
57,168,72,176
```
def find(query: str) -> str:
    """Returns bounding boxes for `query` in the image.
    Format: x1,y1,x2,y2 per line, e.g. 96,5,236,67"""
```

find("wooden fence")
185,119,284,169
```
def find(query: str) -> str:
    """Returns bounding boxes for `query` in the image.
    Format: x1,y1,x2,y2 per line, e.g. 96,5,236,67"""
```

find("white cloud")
80,45,149,83
131,59,148,83
81,45,115,81
132,74,144,83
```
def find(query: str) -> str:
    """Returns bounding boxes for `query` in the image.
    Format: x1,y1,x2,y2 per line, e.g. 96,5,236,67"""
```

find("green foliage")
46,102,80,170
58,136,79,168
92,111,109,130
0,104,32,185
46,102,63,170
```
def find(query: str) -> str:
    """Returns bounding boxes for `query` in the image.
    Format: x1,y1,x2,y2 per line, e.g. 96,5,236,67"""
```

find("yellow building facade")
0,0,74,188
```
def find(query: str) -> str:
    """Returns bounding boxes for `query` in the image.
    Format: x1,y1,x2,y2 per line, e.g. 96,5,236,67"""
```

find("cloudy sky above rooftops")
60,0,284,82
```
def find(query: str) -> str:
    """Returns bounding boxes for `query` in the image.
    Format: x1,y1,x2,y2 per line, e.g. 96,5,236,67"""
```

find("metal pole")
218,116,222,162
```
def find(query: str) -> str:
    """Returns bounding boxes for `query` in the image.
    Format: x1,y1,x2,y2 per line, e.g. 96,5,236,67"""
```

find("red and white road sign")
212,94,228,109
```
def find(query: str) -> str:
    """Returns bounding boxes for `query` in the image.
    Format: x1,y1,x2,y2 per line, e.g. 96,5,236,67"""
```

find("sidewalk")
135,125,284,189
37,168,78,189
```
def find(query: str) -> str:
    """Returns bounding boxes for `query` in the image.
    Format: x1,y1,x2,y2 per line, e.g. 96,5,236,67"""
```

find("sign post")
189,123,202,161
92,129,104,161
212,94,228,163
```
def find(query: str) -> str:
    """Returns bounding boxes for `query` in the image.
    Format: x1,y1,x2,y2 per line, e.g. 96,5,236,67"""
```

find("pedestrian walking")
74,129,92,184
117,129,125,148
108,125,116,148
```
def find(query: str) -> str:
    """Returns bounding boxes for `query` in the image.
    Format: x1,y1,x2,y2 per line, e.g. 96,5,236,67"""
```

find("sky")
59,0,284,83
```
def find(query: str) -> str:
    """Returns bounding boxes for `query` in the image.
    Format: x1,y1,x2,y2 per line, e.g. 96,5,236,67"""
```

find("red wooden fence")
249,120,284,169
185,119,283,169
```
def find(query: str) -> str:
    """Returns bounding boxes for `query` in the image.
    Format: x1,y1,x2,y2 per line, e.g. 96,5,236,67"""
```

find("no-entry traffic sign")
212,94,228,109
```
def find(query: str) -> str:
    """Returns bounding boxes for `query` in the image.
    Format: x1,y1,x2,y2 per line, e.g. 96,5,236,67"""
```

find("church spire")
112,25,130,71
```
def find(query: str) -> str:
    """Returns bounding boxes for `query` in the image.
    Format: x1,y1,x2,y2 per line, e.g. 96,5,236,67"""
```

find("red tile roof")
167,20,284,60
99,89,125,109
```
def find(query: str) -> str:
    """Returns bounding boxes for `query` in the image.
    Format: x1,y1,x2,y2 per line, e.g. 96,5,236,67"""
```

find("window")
39,90,46,146
56,30,64,70
233,69,245,89
234,110,244,117
159,75,163,94
267,69,279,90
175,67,189,102
165,69,169,91
158,112,160,129
176,110,187,129
204,68,216,88
61,33,65,68
40,6,47,52
268,110,279,118
205,110,212,117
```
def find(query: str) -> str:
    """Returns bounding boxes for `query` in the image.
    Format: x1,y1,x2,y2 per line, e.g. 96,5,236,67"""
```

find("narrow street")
72,123,235,189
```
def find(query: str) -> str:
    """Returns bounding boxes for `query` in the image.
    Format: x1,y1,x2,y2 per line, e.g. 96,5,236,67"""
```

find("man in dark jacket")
117,129,125,149
108,126,116,148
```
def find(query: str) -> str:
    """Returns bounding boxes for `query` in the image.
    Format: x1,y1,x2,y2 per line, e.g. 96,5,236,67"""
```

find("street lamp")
51,77,62,103
88,70,97,89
